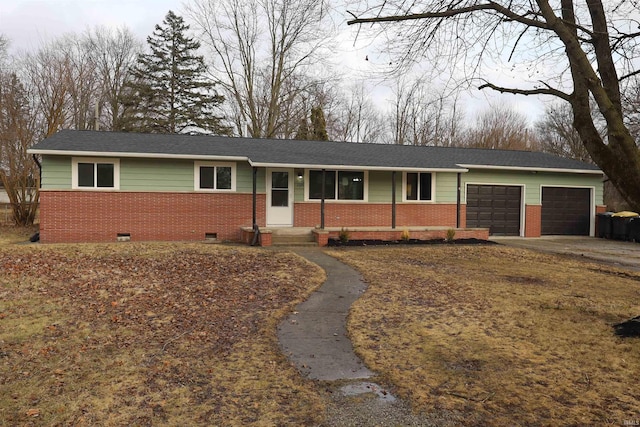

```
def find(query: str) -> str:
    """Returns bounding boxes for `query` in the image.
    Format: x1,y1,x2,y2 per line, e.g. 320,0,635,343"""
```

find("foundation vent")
117,233,131,242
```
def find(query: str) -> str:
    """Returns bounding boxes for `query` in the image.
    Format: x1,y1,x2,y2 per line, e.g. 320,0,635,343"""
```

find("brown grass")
0,243,325,426
0,225,38,245
329,245,640,426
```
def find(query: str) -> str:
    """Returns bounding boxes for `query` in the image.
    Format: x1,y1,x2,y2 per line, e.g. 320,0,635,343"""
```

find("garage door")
466,185,522,236
541,187,591,235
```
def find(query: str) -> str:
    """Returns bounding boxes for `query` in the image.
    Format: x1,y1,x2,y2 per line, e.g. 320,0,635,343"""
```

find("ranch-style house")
28,130,605,245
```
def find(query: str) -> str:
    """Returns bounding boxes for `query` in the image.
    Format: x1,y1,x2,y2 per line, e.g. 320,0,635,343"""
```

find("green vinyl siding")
41,156,72,189
368,171,400,203
236,162,265,193
41,156,264,193
434,173,458,203
120,158,193,191
461,170,603,205
369,171,453,203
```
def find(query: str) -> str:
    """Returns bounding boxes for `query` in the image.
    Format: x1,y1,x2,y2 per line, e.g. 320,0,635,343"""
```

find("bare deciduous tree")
22,39,73,137
187,0,334,138
0,39,39,225
464,105,534,150
348,1,640,210
332,83,386,144
535,102,592,162
623,77,640,146
390,77,464,146
85,26,142,130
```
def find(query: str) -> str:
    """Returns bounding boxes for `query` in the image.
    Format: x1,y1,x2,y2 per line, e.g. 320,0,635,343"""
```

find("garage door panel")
541,187,590,235
467,184,521,236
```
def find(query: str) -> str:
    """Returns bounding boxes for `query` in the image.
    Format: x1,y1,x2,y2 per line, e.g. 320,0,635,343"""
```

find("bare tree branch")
347,3,549,30
478,81,571,101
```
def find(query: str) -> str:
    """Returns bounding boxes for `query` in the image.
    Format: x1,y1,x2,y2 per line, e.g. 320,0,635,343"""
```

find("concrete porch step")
270,227,316,246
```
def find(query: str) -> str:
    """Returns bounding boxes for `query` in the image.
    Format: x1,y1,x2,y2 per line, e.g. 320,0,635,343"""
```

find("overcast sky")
1,0,546,124
2,0,183,51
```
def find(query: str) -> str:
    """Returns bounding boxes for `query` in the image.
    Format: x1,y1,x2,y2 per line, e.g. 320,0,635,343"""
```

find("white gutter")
456,164,604,175
28,149,469,172
28,149,249,163
248,161,468,173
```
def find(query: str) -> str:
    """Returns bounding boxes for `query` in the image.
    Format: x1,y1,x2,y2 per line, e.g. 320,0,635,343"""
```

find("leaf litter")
0,243,325,426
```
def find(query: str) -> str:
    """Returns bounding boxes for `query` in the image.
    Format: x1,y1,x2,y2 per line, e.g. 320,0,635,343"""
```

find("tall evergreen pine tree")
295,107,328,141
121,11,229,134
310,107,328,141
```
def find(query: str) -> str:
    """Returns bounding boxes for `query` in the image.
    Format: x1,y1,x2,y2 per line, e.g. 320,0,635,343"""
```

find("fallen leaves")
25,408,40,417
0,243,326,426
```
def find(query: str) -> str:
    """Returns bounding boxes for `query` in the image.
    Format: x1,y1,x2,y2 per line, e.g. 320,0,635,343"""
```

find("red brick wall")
293,202,461,228
525,204,542,237
39,191,265,243
325,228,488,243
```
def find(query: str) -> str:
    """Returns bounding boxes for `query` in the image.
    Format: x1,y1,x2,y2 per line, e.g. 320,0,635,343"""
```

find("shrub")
339,227,350,244
400,229,410,242
445,228,456,242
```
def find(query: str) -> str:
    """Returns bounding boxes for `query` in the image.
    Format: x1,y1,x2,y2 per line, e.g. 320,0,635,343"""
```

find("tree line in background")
1,1,640,225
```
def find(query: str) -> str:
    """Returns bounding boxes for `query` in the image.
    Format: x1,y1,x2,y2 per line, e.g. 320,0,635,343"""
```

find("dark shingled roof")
30,130,602,173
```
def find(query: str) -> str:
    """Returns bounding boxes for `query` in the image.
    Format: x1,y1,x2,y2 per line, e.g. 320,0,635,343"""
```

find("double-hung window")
195,162,235,191
72,158,119,189
308,170,366,201
405,172,433,201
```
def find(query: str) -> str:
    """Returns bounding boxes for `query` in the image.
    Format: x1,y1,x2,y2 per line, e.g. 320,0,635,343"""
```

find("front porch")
241,226,490,247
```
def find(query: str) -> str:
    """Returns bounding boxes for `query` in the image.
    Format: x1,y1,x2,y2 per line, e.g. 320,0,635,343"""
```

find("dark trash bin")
628,217,640,243
611,212,639,241
596,212,614,239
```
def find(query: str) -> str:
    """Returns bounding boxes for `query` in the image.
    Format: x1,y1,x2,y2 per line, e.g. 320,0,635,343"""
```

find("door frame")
266,168,294,227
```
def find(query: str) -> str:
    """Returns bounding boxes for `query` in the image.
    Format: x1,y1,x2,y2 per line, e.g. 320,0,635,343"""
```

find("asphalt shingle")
30,130,601,173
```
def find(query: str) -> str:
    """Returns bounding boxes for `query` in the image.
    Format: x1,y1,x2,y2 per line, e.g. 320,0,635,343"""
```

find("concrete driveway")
491,236,640,271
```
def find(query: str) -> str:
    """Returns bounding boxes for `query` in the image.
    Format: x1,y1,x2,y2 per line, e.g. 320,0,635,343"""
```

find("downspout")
456,172,461,228
321,169,326,229
251,166,260,246
32,154,42,187
391,171,396,229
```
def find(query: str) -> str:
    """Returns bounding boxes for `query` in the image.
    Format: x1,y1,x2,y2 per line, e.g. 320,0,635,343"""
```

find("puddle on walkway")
338,381,396,402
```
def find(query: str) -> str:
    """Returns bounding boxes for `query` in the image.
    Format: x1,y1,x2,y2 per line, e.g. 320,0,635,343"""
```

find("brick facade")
39,191,265,243
525,204,542,237
325,228,489,243
38,190,598,244
293,202,462,228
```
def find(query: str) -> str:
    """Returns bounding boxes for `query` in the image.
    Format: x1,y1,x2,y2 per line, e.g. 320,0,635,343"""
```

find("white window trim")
402,171,436,202
72,157,120,190
194,161,236,192
304,170,369,202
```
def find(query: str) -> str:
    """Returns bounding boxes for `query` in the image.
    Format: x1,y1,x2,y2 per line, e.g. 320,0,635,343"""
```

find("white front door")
266,169,294,226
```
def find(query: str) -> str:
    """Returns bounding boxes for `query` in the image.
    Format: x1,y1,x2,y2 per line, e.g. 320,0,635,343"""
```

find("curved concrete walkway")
277,249,445,426
277,248,373,381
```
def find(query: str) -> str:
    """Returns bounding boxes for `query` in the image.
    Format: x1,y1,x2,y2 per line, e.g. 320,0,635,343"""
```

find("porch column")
456,172,461,228
321,169,326,229
252,167,257,228
391,171,397,229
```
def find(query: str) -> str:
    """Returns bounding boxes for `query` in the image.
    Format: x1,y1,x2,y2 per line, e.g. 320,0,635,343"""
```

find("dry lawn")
0,225,38,245
329,245,640,426
0,242,326,426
